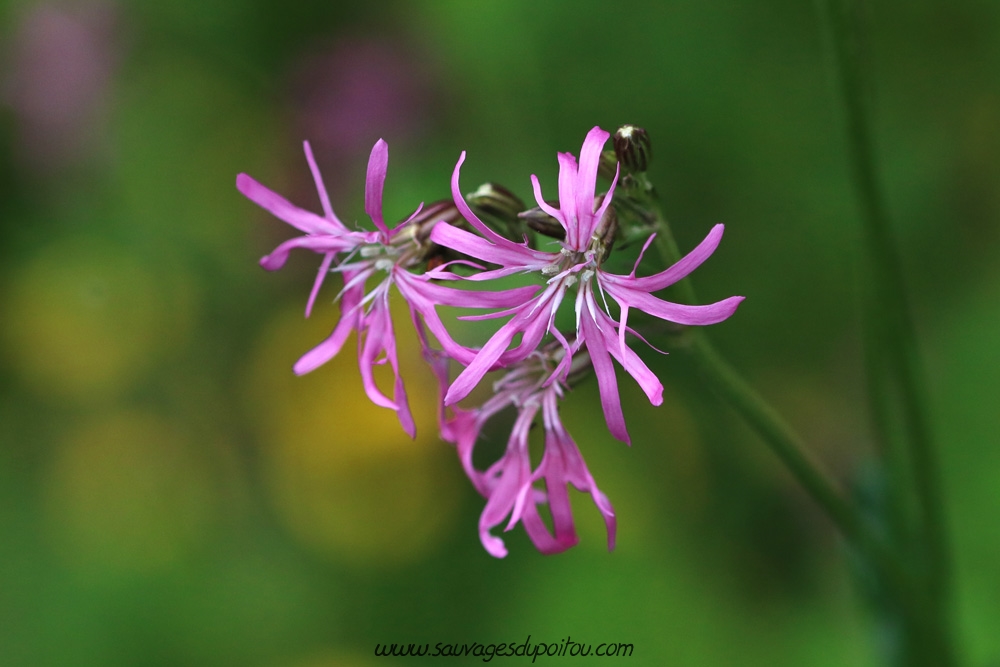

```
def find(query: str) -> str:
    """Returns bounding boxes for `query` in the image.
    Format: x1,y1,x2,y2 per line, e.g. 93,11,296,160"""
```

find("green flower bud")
467,182,526,238
519,203,566,241
598,149,619,180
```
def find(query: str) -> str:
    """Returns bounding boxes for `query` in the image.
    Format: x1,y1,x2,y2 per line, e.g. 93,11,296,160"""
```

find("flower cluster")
238,125,743,557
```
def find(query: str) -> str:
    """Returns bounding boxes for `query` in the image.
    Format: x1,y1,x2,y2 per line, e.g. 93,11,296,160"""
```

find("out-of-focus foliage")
1,1,997,665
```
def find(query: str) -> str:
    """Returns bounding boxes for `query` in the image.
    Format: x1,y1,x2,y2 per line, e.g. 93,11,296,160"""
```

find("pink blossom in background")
288,36,435,182
1,2,120,168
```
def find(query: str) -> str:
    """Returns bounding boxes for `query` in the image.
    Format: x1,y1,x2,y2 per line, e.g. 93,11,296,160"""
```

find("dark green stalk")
815,0,953,663
635,195,914,614
688,330,906,589
644,206,950,662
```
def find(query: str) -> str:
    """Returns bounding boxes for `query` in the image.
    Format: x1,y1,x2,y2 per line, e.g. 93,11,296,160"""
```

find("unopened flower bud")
397,199,467,269
598,149,618,180
566,348,594,387
467,182,526,239
467,182,524,215
613,125,651,173
410,199,462,245
519,203,566,240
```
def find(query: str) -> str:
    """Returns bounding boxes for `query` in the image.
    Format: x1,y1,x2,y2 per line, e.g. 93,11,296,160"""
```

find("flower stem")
689,331,887,557
643,209,959,664
816,0,953,663
646,214,907,598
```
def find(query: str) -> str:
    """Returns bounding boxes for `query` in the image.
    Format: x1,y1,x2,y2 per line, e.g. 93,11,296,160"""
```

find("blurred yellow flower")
245,301,460,567
1,235,194,402
42,409,217,575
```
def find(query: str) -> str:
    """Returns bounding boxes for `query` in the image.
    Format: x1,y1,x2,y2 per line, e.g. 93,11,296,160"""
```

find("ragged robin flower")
238,139,536,436
437,343,615,558
430,126,744,443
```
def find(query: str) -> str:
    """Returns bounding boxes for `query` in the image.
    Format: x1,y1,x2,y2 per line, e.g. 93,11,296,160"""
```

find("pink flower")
289,37,433,160
238,139,534,436
440,347,615,558
431,126,744,444
1,1,120,168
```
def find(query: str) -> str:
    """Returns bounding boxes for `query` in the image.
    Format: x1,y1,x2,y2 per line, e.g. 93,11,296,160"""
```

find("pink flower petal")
429,222,548,269
444,316,523,405
580,303,630,445
237,173,340,236
303,140,336,220
451,151,529,249
356,288,400,410
293,304,359,375
590,163,620,244
305,251,335,317
364,138,390,237
604,285,745,326
574,126,610,242
259,234,356,272
603,224,726,293
556,151,580,246
528,174,567,230
590,303,664,406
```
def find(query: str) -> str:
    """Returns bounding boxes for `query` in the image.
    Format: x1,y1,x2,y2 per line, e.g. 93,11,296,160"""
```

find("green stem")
816,0,952,662
645,210,911,607
689,331,903,584
644,210,956,665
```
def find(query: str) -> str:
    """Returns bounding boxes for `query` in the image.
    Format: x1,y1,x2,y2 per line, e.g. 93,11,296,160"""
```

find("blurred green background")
1,1,998,665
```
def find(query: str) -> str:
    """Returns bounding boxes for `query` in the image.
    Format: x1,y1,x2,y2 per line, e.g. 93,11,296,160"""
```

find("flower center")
541,247,587,277
359,242,406,274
